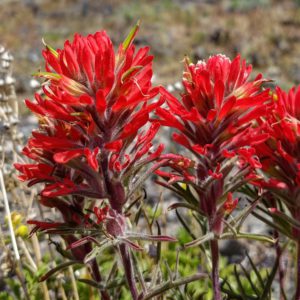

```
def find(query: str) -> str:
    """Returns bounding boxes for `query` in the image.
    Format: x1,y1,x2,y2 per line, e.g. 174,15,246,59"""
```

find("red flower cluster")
256,86,300,188
254,86,300,238
15,26,164,256
156,54,270,234
19,23,300,299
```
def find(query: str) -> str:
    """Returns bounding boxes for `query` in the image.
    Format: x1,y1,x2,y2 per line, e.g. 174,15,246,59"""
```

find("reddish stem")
210,239,222,300
119,243,139,300
90,260,111,300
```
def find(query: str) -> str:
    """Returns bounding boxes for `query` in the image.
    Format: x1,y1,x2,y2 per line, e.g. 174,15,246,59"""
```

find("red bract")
156,54,270,234
93,205,109,224
15,25,166,299
255,86,300,239
16,26,163,213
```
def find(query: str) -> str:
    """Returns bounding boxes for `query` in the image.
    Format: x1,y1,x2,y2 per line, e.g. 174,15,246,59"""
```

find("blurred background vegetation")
1,0,300,108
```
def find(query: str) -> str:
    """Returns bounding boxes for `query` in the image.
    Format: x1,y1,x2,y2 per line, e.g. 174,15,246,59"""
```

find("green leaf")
184,232,215,249
121,65,143,83
142,273,207,300
175,209,196,240
42,38,59,58
125,232,177,242
77,278,100,289
168,202,198,213
235,195,262,231
39,260,82,282
106,260,119,286
122,21,140,52
245,252,264,290
252,211,293,239
259,256,279,300
156,221,162,264
220,232,275,244
32,72,61,80
84,240,116,263
239,264,261,296
150,194,162,228
134,202,143,226
234,265,248,300
269,208,300,231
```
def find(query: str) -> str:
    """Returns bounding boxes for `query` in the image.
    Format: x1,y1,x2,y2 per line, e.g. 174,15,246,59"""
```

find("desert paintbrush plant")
155,54,272,299
12,21,300,300
252,85,300,299
14,23,178,300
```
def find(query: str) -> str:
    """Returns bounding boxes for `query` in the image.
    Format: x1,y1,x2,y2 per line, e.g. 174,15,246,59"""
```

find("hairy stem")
90,260,111,300
210,239,222,300
119,243,139,300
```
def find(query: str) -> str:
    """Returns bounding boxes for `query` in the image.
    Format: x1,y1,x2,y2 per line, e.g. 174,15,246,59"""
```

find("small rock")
29,78,40,90
220,240,247,264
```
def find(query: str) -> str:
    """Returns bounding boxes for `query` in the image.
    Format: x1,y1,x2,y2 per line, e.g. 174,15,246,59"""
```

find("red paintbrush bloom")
254,86,300,239
15,26,168,296
16,25,163,214
156,54,270,234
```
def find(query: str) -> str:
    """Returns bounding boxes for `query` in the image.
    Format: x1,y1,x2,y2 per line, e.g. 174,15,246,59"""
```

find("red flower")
256,86,300,189
156,54,270,234
16,26,163,211
16,26,165,269
223,192,239,213
254,86,300,239
93,205,109,224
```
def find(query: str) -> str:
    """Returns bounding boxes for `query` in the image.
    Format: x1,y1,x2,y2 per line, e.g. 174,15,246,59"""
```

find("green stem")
210,239,221,300
140,273,207,300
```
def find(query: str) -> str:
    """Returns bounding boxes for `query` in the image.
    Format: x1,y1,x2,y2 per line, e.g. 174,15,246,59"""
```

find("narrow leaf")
42,38,59,58
124,232,177,242
175,209,196,240
122,21,140,52
121,65,143,83
39,260,82,282
32,72,61,80
156,221,162,264
259,256,279,300
239,263,261,296
234,265,248,300
84,240,113,263
245,252,264,289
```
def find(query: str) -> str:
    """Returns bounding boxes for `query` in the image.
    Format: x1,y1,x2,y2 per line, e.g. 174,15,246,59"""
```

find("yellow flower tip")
15,225,29,238
122,21,140,52
32,72,61,81
5,212,23,227
61,76,89,97
179,183,187,190
42,38,59,58
12,213,23,227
